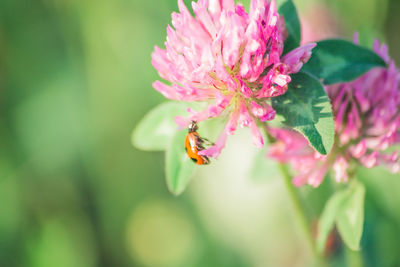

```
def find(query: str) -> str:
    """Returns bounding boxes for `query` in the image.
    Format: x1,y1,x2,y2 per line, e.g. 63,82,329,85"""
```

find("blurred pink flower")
269,36,400,187
152,0,316,158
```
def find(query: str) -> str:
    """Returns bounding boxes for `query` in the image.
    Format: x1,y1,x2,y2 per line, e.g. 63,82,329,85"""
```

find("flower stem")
263,126,323,264
277,162,320,261
345,247,363,267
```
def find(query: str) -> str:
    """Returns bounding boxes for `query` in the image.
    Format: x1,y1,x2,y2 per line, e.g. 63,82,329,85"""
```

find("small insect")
185,121,210,165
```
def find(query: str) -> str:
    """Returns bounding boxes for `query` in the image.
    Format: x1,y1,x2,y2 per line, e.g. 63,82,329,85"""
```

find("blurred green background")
1,0,400,266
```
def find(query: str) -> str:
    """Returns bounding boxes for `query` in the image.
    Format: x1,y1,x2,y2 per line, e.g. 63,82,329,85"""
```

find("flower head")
269,36,400,187
152,0,316,158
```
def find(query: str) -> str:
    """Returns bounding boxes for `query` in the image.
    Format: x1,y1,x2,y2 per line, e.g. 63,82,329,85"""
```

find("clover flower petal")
269,38,400,186
152,0,315,158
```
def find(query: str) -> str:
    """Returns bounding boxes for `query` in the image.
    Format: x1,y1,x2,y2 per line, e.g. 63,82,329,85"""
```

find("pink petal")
192,0,218,37
153,81,179,100
221,0,235,11
349,140,367,158
282,43,317,74
307,163,329,187
198,108,240,158
250,101,276,121
238,99,264,147
333,157,349,183
360,152,379,168
292,174,309,187
174,115,192,129
250,120,264,148
240,80,253,98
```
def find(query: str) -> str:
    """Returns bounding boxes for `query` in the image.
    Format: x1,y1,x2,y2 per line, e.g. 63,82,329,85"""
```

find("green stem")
278,162,320,260
263,126,323,265
345,247,363,267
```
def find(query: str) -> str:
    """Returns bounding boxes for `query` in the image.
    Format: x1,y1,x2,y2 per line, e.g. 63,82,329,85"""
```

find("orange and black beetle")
185,121,210,165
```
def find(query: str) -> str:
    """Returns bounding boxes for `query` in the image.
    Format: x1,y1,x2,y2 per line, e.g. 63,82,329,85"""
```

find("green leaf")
302,39,386,85
132,101,188,151
317,190,347,253
271,72,335,155
165,130,196,195
336,181,366,251
278,0,301,55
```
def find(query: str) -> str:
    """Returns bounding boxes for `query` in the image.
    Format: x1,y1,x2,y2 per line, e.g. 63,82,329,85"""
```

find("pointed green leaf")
271,72,335,155
336,181,366,251
302,39,386,85
278,0,301,55
165,130,196,195
317,190,347,253
132,101,188,151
